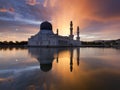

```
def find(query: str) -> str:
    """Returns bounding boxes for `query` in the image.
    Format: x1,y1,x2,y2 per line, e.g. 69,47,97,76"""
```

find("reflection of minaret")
76,26,80,41
56,49,59,63
69,21,74,39
77,47,80,66
56,29,59,35
70,48,73,72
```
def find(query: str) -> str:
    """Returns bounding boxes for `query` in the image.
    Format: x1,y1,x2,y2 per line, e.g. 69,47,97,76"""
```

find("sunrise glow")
0,0,120,41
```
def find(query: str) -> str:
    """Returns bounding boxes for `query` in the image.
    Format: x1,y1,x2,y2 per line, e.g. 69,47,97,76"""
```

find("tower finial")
70,21,73,27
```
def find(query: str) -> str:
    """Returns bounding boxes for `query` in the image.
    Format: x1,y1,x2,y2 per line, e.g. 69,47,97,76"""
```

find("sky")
0,0,120,41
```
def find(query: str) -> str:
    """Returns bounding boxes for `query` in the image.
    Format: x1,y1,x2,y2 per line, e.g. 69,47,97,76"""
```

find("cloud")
0,0,120,41
0,8,7,12
43,0,56,7
0,19,39,41
81,0,120,20
0,7,15,14
47,0,120,40
26,0,40,6
51,0,120,22
8,7,14,13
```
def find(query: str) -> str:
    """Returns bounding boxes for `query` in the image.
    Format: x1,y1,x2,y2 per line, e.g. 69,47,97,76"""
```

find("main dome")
40,21,52,30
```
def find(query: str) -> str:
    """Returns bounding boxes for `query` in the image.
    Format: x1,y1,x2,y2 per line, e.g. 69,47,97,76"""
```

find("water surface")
0,47,120,90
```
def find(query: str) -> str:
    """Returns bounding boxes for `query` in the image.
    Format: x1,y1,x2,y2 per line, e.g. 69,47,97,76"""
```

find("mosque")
28,21,81,46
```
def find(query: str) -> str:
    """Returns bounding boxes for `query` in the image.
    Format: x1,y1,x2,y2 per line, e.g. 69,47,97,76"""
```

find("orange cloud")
0,7,14,13
26,0,40,6
8,7,14,13
43,0,56,7
49,0,120,36
0,8,7,12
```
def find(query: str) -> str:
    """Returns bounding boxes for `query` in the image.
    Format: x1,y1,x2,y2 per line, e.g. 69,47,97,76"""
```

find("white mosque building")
28,21,81,47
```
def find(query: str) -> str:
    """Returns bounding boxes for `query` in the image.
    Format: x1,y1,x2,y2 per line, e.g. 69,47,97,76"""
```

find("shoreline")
0,45,119,49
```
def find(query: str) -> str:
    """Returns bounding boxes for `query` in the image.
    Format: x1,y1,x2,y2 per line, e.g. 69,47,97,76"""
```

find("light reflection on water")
0,47,120,90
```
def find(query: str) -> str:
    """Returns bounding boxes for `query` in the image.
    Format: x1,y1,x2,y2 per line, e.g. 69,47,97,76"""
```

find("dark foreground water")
0,47,120,90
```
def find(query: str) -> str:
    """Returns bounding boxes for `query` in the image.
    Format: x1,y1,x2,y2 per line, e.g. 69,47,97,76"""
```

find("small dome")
40,21,52,30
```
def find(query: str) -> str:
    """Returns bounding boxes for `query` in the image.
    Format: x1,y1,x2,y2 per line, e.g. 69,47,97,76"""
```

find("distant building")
116,39,120,44
28,21,81,46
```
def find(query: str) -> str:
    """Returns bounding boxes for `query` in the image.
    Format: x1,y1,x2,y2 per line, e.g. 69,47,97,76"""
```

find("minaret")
76,26,80,41
56,29,59,35
69,21,74,39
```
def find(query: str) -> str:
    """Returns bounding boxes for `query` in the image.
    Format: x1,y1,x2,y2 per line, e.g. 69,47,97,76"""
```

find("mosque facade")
28,21,81,46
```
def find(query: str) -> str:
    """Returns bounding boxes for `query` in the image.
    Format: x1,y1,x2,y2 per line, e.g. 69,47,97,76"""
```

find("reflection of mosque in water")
28,48,80,72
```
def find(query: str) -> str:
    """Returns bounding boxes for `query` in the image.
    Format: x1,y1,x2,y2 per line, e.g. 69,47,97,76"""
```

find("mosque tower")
69,21,74,39
76,26,80,41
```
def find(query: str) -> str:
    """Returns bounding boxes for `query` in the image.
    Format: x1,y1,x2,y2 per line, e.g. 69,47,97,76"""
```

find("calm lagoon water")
0,47,120,90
